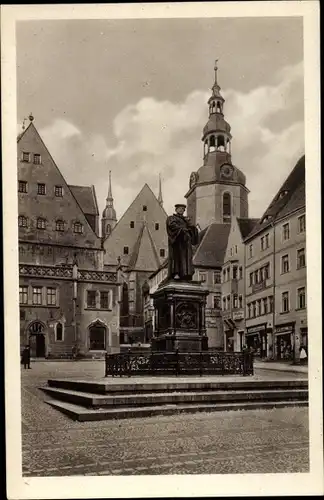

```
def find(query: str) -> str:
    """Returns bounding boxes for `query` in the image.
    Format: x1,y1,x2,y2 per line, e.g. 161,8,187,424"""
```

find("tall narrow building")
101,170,117,239
185,61,249,230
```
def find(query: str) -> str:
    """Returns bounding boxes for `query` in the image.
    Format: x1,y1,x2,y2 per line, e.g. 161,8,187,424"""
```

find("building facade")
244,155,306,361
18,117,120,358
102,181,168,344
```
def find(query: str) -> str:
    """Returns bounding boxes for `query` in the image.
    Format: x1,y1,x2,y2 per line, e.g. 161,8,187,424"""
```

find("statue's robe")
166,214,199,280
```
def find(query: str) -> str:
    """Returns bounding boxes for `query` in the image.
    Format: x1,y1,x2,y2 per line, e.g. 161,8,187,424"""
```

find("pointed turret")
157,173,163,207
101,170,117,239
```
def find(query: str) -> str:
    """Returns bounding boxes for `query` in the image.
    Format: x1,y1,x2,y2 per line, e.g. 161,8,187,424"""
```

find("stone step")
46,398,308,422
47,377,308,395
42,386,308,408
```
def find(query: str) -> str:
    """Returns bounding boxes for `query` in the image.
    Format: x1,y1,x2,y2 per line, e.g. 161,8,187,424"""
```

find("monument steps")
45,398,308,422
42,378,308,421
42,386,308,408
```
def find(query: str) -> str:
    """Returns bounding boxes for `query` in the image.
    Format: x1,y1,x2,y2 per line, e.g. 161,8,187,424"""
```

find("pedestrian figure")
299,345,307,364
21,345,31,369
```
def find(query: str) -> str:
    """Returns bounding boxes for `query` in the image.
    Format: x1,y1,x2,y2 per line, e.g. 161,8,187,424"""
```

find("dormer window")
22,152,30,162
279,190,288,199
33,154,41,165
56,220,65,232
261,215,273,224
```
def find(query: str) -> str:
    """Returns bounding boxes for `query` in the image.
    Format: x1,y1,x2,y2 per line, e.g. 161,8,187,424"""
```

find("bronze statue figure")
166,204,199,281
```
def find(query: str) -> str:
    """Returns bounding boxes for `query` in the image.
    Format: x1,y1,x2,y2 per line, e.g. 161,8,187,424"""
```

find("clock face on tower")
189,172,198,188
220,164,234,179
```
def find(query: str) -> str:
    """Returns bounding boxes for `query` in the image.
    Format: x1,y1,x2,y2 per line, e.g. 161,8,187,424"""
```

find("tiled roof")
69,185,99,215
193,223,231,268
244,155,305,241
237,218,259,239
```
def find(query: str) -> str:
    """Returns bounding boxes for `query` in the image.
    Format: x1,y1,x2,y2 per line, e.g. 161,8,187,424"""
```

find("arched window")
106,223,111,235
209,135,216,152
217,135,225,151
216,101,222,113
223,192,231,223
56,322,63,342
211,101,216,113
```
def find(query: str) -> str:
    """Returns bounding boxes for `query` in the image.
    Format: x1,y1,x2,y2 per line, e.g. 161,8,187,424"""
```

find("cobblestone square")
21,361,309,476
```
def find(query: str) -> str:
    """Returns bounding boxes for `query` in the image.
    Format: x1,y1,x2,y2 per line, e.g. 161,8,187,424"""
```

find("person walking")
299,344,307,365
21,345,31,369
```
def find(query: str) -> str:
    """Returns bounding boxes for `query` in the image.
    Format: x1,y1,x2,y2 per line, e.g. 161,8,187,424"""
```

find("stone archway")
27,321,47,358
88,319,107,351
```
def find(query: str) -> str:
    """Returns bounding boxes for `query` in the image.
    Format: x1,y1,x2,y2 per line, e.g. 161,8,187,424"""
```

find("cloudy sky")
17,17,304,222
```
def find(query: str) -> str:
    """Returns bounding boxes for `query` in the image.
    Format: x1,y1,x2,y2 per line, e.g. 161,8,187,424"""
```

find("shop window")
281,292,289,313
19,286,28,304
87,290,97,308
297,248,306,269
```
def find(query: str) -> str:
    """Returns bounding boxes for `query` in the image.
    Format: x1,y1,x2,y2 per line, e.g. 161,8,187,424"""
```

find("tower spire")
214,58,219,86
158,173,163,207
107,170,113,200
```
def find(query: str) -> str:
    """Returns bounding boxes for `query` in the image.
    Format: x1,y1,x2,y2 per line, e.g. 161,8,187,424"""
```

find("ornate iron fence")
105,351,254,377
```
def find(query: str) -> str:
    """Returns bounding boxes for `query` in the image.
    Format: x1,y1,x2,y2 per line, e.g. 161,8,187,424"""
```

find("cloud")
37,61,304,227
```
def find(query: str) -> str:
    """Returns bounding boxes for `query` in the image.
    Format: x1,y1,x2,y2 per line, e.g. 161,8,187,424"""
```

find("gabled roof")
128,222,160,272
237,218,259,239
193,223,231,268
244,155,305,241
69,185,99,215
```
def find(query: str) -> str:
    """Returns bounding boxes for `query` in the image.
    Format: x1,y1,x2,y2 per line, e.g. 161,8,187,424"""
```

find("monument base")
151,279,209,353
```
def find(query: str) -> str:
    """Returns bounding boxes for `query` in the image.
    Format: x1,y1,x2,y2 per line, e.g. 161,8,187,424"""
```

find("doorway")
35,334,45,357
28,321,46,358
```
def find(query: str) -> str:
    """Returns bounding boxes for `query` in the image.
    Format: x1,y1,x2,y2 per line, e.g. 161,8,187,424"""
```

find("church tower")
101,170,117,238
185,61,249,230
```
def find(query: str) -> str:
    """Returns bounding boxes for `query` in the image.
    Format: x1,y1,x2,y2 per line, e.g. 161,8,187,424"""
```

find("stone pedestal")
151,279,209,352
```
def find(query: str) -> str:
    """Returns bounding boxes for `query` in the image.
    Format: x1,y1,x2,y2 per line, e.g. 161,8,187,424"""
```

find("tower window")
216,101,222,113
160,249,165,258
106,224,111,235
130,221,135,228
222,192,231,223
33,154,41,165
204,140,208,156
18,181,28,193
55,186,63,197
56,220,65,232
209,135,215,151
37,183,46,195
217,135,225,151
155,223,160,230
123,246,129,255
143,205,147,212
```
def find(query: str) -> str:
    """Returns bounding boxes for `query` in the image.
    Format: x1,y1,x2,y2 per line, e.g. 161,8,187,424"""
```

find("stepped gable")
244,155,305,241
237,218,259,240
103,183,168,269
193,223,231,268
17,121,101,248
